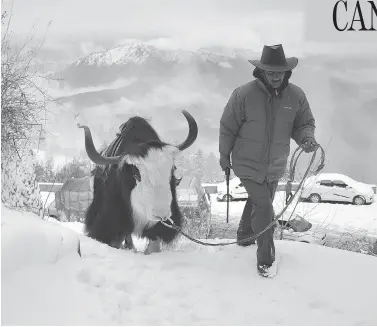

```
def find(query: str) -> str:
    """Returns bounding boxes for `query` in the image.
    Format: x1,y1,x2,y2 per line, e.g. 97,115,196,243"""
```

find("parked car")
366,184,377,195
274,210,327,245
300,173,374,205
216,177,299,202
216,178,248,201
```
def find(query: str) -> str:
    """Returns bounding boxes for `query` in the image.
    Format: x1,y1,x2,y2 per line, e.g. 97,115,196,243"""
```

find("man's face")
263,70,286,89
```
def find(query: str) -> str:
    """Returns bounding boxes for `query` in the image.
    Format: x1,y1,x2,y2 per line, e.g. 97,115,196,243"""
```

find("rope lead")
161,144,326,247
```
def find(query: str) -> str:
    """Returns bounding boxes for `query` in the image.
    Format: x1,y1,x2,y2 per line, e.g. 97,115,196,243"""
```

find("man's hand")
301,137,318,153
219,154,232,171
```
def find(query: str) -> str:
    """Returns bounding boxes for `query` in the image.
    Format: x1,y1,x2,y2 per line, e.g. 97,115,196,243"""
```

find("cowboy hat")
248,44,298,72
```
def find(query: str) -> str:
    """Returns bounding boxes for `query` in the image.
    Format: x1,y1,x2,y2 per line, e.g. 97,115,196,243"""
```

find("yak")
77,110,198,254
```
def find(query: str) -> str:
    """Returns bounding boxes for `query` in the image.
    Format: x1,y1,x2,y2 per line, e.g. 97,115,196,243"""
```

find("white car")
216,178,248,201
216,177,299,202
300,173,374,205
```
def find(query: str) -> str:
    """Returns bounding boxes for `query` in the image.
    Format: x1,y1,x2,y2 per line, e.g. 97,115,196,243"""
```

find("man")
218,44,318,278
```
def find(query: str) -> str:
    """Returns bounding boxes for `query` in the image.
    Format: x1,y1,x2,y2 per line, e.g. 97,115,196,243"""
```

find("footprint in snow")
77,268,108,288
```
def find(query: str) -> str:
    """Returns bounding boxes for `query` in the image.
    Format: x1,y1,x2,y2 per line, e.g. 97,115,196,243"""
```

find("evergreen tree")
192,149,205,183
175,152,191,178
1,149,43,215
35,157,56,182
35,161,46,182
55,157,92,182
204,152,224,183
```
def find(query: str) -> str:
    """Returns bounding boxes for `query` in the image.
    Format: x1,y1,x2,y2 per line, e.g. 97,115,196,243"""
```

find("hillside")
2,205,377,325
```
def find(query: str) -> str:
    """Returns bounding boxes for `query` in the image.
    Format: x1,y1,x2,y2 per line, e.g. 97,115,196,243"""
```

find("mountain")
52,42,258,89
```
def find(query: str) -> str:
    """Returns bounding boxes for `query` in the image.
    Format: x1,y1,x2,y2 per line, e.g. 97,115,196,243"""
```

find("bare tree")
1,8,58,162
1,6,60,215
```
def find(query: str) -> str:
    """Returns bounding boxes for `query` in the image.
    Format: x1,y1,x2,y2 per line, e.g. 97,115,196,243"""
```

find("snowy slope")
2,207,377,325
1,205,81,278
73,42,201,67
75,43,164,66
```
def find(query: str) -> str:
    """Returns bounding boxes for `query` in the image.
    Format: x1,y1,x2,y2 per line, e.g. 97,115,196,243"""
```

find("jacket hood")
253,67,292,96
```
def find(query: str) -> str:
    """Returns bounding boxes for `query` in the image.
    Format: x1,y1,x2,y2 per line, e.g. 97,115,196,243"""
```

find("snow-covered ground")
210,192,377,238
1,205,81,279
2,203,377,325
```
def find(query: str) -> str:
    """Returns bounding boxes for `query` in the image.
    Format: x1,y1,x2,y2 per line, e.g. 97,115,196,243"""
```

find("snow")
304,172,375,195
73,42,259,68
210,192,377,237
1,205,81,278
306,172,363,183
75,43,158,66
73,42,242,68
2,204,377,325
1,150,42,214
61,221,86,234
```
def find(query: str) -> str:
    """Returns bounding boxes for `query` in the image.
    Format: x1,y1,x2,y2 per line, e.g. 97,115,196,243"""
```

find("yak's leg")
124,234,137,252
141,219,180,254
110,234,136,252
142,221,179,243
110,238,124,249
141,222,163,255
109,232,127,250
144,239,161,255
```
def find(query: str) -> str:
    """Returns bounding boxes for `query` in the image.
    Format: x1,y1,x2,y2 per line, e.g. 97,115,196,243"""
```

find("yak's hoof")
118,242,136,253
110,240,123,249
124,235,135,251
144,240,161,255
124,245,137,253
124,244,136,251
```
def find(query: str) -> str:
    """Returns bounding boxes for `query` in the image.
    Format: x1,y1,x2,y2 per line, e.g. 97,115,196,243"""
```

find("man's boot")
257,227,277,278
237,198,256,246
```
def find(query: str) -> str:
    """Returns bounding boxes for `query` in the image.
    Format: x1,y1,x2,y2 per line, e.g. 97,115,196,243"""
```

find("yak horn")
175,110,198,151
77,123,123,165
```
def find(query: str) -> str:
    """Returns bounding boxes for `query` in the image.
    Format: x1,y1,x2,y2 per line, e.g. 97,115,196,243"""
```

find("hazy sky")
3,0,376,181
4,0,377,61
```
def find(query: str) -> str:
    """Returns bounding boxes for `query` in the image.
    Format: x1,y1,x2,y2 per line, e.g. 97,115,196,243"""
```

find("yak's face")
119,145,179,223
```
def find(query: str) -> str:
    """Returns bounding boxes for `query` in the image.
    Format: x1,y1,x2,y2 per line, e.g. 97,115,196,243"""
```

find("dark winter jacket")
219,68,316,183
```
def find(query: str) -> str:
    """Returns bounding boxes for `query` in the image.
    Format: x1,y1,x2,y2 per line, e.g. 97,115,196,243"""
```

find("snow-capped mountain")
56,42,258,88
73,42,257,67
74,43,180,66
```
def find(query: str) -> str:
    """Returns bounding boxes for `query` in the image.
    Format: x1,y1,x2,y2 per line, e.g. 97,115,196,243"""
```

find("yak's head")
77,110,198,222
